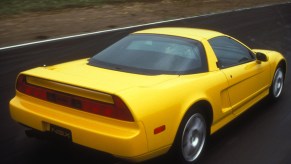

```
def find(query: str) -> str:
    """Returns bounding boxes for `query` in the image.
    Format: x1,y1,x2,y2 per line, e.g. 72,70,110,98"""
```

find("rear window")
89,34,208,75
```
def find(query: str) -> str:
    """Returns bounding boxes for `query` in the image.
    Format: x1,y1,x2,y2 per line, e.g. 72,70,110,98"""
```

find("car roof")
133,27,224,40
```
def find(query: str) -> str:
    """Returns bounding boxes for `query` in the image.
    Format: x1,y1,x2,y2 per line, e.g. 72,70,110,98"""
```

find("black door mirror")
256,52,268,62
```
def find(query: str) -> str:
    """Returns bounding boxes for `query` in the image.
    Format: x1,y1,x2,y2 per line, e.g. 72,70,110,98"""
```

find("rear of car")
9,53,184,161
9,72,150,161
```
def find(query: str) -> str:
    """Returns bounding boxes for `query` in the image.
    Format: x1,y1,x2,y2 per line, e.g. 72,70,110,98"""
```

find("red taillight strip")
16,75,134,122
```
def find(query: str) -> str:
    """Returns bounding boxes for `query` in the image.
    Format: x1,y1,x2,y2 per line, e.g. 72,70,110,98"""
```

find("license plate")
50,124,72,140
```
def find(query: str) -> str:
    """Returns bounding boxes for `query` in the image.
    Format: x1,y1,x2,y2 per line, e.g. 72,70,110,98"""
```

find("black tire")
171,109,209,164
269,66,284,100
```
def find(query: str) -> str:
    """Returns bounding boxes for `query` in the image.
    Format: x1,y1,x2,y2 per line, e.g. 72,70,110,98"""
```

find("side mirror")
256,52,268,62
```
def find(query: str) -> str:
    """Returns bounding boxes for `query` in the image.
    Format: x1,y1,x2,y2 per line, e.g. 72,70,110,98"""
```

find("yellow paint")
9,27,286,162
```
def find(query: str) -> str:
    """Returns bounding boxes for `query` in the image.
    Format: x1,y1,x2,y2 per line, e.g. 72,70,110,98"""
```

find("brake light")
16,74,134,122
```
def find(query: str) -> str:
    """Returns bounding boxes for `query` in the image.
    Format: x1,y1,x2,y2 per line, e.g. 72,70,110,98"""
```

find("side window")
209,36,255,68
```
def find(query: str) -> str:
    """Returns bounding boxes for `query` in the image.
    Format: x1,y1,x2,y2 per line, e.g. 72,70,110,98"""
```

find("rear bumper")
9,94,150,160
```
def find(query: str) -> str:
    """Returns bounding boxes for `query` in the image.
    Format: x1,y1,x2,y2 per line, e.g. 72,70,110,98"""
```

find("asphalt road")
0,3,291,164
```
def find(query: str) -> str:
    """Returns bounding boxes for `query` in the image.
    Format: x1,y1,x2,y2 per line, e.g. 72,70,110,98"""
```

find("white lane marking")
0,2,289,51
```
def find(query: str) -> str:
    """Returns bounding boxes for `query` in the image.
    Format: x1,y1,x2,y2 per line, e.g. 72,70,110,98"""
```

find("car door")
209,36,270,115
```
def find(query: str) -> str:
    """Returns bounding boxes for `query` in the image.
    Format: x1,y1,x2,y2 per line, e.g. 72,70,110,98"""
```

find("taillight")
16,74,134,122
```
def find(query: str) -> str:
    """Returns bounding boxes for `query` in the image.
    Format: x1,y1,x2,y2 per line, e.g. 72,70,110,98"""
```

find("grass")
0,0,160,16
1,0,289,16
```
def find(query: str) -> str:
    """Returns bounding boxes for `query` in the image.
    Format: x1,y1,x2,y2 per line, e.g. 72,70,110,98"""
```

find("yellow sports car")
10,27,286,163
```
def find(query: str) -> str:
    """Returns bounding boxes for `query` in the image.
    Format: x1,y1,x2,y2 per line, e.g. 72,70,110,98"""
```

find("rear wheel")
269,66,284,100
173,109,209,164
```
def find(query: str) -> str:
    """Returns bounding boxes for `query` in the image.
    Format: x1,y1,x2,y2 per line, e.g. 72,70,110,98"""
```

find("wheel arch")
173,99,213,142
168,99,213,162
188,100,213,129
278,59,287,81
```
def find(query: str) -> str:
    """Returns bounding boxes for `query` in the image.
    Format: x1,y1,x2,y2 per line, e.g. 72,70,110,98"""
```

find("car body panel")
117,70,230,152
134,27,222,40
31,59,179,94
9,27,287,162
253,49,287,78
222,60,271,115
10,92,149,158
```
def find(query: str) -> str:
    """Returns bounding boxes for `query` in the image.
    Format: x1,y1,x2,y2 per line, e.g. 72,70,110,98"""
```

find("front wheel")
269,66,284,100
172,110,209,164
